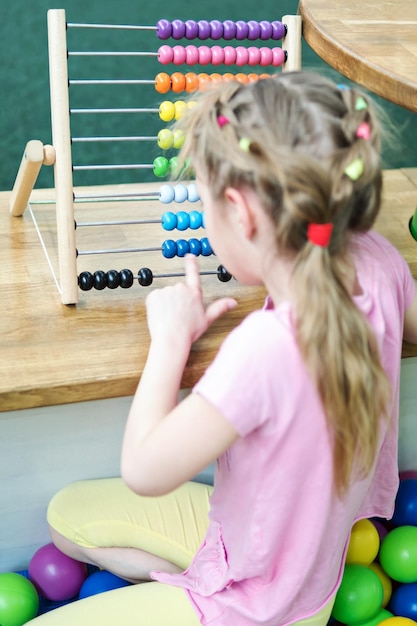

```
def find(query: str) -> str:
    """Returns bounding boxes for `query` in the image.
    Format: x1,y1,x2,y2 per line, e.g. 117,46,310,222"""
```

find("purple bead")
259,20,273,40
247,20,261,40
222,20,237,40
197,19,210,40
271,21,286,40
185,19,199,40
156,19,172,40
235,20,249,40
210,19,223,40
171,19,186,40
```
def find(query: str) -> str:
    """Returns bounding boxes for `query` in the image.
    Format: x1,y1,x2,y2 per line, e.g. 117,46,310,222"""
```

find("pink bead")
235,46,249,66
185,45,199,66
172,45,186,65
259,47,273,66
211,45,225,65
271,47,286,66
158,45,174,65
248,47,261,66
198,45,212,65
223,46,237,65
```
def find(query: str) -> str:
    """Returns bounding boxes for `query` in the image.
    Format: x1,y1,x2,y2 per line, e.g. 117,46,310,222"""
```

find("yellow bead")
159,101,175,122
173,129,185,150
157,129,173,150
174,100,187,121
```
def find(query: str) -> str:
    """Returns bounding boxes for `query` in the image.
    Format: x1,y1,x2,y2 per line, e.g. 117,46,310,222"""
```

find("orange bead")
235,73,249,84
222,73,235,82
247,73,260,83
171,72,186,93
197,73,211,92
210,73,223,85
185,72,199,93
155,72,171,94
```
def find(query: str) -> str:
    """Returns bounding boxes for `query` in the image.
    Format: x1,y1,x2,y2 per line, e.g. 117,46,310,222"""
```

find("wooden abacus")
9,9,302,305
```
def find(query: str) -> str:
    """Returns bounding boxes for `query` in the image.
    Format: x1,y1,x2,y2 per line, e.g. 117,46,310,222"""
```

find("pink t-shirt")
153,231,415,626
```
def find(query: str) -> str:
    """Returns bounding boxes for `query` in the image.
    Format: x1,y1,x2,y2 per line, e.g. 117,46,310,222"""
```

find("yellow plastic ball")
369,562,393,608
346,519,380,566
379,618,417,626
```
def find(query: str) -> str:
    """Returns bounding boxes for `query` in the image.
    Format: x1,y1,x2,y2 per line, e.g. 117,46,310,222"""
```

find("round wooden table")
298,0,417,113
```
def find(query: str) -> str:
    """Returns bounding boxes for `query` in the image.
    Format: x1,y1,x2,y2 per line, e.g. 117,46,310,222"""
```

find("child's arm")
121,255,239,496
403,281,417,344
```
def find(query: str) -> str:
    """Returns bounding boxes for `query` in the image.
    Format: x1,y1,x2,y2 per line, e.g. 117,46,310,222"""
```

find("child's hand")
145,255,237,347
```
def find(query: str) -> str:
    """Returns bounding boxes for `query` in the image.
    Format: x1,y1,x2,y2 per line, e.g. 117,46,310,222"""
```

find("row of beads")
157,128,185,150
158,99,194,122
162,237,213,258
159,183,199,204
153,156,179,178
78,265,231,290
161,210,204,231
155,71,272,94
158,44,285,67
156,19,286,42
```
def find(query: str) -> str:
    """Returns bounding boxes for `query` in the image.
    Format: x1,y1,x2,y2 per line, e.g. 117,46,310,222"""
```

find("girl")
29,72,417,625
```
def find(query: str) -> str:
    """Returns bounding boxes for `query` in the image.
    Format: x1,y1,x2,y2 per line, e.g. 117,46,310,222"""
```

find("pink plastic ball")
158,45,174,65
185,45,199,65
172,45,186,65
223,46,237,65
248,47,261,66
236,46,249,66
211,45,225,65
198,45,212,65
29,543,87,601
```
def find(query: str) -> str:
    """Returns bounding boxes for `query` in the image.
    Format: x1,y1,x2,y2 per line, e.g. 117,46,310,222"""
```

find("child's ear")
224,187,256,239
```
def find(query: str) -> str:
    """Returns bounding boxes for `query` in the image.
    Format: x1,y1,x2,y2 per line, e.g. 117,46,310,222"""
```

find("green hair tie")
239,137,252,153
355,96,367,111
344,158,364,181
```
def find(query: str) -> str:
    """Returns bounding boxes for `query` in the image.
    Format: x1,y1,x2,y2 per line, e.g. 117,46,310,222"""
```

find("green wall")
1,0,416,192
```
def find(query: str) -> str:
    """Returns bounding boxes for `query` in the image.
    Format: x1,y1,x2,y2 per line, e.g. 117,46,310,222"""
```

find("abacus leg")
9,141,49,216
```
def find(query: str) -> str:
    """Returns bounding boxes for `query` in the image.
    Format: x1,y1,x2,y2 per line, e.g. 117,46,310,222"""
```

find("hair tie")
356,122,371,140
344,158,364,181
239,137,251,152
307,223,333,247
217,115,229,128
355,96,368,111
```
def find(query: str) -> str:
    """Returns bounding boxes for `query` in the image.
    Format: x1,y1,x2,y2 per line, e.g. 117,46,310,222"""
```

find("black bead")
106,269,120,290
78,271,94,291
138,268,153,287
93,270,107,290
119,269,134,289
217,265,232,282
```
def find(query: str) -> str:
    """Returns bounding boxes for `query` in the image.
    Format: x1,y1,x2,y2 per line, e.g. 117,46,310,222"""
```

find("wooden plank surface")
1,171,417,411
298,0,417,113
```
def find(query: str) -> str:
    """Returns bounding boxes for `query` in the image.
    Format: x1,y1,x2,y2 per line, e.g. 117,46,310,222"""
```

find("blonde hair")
175,71,390,496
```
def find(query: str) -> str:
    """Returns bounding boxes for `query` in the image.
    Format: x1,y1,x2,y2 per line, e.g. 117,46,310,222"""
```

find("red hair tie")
307,223,333,247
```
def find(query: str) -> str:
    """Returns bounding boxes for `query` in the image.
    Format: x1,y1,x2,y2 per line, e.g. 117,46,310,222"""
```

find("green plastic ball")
0,573,39,626
354,608,394,626
332,564,384,624
380,526,417,583
152,156,169,178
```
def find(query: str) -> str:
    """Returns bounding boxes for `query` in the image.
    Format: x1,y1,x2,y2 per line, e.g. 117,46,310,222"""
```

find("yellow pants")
28,478,334,626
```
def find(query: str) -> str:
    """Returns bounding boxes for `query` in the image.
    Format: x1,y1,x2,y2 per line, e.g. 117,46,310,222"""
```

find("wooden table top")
298,0,417,113
2,170,417,412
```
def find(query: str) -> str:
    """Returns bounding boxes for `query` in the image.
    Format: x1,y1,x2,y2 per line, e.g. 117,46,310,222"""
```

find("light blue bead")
174,184,188,203
189,211,202,229
176,211,190,231
159,184,175,204
187,183,200,203
161,211,177,231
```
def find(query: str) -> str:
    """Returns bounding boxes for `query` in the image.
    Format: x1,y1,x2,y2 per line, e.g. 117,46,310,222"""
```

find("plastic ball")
390,583,417,621
346,519,380,566
392,480,417,527
355,608,394,626
29,543,88,601
78,570,131,599
380,526,417,583
369,562,393,608
399,471,417,481
0,573,39,626
331,564,384,624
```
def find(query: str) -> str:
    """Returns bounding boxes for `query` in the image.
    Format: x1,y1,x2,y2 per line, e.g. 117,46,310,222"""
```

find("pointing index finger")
184,254,202,293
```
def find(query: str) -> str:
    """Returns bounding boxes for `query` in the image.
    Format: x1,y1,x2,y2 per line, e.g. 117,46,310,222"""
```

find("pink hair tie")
356,122,371,140
307,223,333,247
217,114,229,128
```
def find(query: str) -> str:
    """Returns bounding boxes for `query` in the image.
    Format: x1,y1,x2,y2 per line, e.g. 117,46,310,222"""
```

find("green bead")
153,156,169,178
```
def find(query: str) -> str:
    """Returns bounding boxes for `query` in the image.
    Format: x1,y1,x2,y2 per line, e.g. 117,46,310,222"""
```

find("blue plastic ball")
390,583,417,620
392,480,417,527
78,571,131,599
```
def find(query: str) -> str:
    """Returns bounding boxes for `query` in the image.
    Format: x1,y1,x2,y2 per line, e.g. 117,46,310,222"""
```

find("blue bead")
188,238,202,256
176,239,190,257
200,237,213,256
189,211,202,229
201,211,205,228
173,184,188,203
162,239,177,258
161,211,177,231
187,183,200,202
176,211,190,231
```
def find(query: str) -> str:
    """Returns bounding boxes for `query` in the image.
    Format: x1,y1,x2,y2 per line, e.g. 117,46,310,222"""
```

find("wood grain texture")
298,0,417,112
1,171,417,411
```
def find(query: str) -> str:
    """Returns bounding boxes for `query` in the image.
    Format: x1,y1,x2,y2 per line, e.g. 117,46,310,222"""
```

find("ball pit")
346,519,380,566
392,480,417,527
379,526,417,583
78,570,131,599
331,564,384,624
